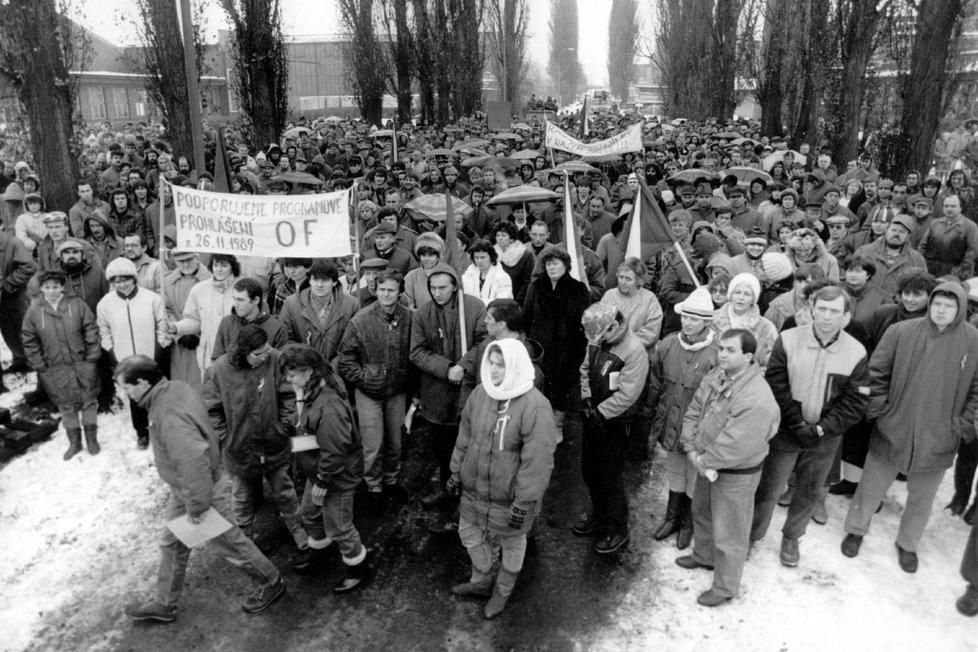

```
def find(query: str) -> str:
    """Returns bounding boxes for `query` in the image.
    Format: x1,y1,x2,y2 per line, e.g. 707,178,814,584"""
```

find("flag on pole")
444,189,467,352
562,173,589,287
578,94,589,139
621,182,676,261
213,127,234,193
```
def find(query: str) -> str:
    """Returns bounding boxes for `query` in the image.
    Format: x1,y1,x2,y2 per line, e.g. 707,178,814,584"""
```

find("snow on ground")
0,366,975,651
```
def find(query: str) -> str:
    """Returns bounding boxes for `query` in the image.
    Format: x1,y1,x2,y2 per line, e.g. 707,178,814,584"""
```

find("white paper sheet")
166,507,233,547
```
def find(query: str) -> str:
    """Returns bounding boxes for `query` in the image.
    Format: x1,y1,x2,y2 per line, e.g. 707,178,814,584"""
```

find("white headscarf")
480,338,535,401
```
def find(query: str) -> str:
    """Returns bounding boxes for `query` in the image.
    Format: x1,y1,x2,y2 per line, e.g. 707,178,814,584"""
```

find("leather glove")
311,478,328,506
508,504,528,530
178,333,200,350
445,475,461,497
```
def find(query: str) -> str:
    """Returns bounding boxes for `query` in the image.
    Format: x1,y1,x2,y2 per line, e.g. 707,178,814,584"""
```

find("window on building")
113,87,129,119
133,89,147,117
86,87,106,120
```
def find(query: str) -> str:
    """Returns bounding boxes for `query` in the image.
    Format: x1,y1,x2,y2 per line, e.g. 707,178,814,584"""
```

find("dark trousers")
0,291,27,366
130,398,149,439
751,435,841,542
581,420,629,535
954,438,978,502
429,421,459,486
962,515,978,586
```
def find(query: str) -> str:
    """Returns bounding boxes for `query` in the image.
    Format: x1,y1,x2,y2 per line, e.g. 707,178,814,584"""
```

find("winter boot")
676,494,694,550
949,446,978,515
83,425,100,456
333,552,369,594
451,572,495,598
485,568,519,619
654,491,684,541
63,428,83,461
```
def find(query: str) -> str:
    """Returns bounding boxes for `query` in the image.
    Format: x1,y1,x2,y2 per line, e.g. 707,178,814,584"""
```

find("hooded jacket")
450,340,557,535
293,375,363,492
203,348,296,477
867,282,978,472
580,320,649,422
787,233,840,281
0,231,36,295
408,262,488,424
82,212,124,269
22,296,100,407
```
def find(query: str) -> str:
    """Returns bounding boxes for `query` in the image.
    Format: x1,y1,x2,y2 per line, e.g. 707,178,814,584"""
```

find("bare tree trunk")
0,0,79,211
143,0,196,163
791,0,830,147
393,0,414,124
897,0,967,174
711,0,743,120
829,0,882,165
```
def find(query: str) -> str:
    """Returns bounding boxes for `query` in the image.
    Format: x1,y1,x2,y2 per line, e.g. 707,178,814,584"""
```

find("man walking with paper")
117,355,285,623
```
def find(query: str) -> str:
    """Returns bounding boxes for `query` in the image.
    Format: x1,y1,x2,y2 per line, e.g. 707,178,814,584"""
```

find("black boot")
654,491,684,541
333,557,369,594
676,494,694,550
83,425,100,455
63,428,83,461
950,445,978,515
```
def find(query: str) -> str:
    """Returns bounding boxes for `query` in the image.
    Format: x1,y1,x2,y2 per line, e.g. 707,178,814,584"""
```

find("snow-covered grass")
0,367,975,651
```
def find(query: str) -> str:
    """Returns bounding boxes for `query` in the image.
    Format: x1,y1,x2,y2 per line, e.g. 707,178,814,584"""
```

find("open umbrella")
763,150,807,171
404,194,473,223
272,171,325,187
426,148,456,158
455,148,491,159
460,155,520,170
323,116,343,124
283,126,311,139
486,185,560,206
836,167,870,186
492,132,522,141
510,149,541,160
453,138,490,150
512,122,531,131
552,160,598,174
714,131,741,139
369,129,395,138
668,169,718,184
723,166,773,185
670,118,688,126
730,137,759,147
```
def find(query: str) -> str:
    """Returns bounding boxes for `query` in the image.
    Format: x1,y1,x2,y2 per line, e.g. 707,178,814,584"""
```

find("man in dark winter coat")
337,271,413,508
409,262,488,534
0,226,37,373
211,277,290,361
118,355,284,623
842,282,978,573
751,285,870,568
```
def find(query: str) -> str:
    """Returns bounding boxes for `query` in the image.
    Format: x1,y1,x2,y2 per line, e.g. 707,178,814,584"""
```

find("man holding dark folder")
116,355,285,623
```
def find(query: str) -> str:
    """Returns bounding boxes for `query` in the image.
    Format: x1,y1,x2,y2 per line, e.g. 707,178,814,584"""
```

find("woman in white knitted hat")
711,272,778,367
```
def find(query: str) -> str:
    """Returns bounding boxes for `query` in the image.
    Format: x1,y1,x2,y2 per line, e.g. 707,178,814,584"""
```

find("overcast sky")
72,0,654,86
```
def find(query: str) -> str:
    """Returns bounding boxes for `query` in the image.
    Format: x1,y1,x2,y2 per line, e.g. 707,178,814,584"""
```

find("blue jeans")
751,434,841,541
229,461,307,548
156,475,279,607
355,390,405,491
299,483,365,564
691,470,761,599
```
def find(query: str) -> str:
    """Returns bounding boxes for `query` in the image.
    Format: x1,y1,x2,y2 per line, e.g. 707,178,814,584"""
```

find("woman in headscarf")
710,272,778,367
404,232,446,310
447,339,558,619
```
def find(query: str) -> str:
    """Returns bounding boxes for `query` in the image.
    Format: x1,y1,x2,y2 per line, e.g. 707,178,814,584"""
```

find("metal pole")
178,0,206,173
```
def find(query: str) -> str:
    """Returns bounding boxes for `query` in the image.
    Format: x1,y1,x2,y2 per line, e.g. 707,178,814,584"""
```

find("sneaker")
696,588,730,607
571,514,605,537
895,543,918,574
675,555,714,571
594,531,629,554
780,537,800,567
241,576,285,614
307,534,333,550
125,600,177,623
957,584,978,617
840,533,863,558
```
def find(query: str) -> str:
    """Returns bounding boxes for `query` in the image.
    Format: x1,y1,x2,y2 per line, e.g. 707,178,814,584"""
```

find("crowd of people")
3,106,978,622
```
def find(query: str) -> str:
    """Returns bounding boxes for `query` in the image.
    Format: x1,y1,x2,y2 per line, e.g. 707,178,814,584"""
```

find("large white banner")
171,185,352,258
544,121,643,157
